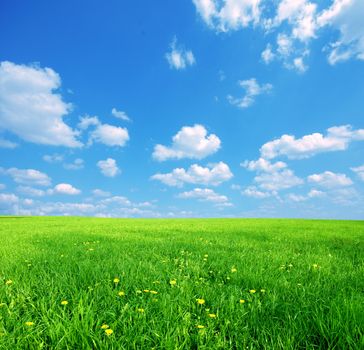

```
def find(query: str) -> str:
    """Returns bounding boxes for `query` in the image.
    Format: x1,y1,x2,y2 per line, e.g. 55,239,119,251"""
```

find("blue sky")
0,0,364,219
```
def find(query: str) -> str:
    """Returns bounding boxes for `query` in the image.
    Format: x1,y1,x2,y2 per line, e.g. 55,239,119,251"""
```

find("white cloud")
89,124,129,147
242,186,273,198
16,186,45,197
260,125,364,160
64,158,84,170
78,115,129,147
193,0,364,70
97,158,120,177
286,193,307,202
111,108,131,122
351,164,364,181
43,153,64,163
261,44,275,63
228,78,272,108
0,61,81,147
100,196,131,206
92,189,111,197
193,0,262,32
307,189,325,198
49,183,81,195
0,138,18,149
152,124,221,161
77,115,100,130
178,187,232,206
151,162,233,187
166,37,196,70
318,0,364,65
254,169,304,191
1,167,51,186
0,193,19,204
307,171,353,188
242,158,287,172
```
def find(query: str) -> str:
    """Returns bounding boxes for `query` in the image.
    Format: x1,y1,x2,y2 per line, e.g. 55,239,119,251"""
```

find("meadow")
0,217,363,349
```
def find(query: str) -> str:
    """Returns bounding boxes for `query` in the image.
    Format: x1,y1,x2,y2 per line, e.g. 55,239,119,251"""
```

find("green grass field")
0,217,363,349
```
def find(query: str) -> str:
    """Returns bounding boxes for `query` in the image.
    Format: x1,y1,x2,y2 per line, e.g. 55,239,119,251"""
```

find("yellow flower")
136,290,142,294
150,290,158,294
204,254,208,258
25,322,34,326
196,298,205,305
239,299,245,304
231,267,237,273
105,329,113,336
143,289,150,293
208,313,216,318
260,289,266,293
5,280,12,285
101,324,109,329
249,289,256,294
169,279,177,286
61,300,68,305
113,278,120,284
118,291,125,297
312,264,319,269
137,308,145,313
197,325,205,329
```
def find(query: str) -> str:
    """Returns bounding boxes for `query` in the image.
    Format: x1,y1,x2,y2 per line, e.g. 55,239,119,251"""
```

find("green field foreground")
0,217,363,349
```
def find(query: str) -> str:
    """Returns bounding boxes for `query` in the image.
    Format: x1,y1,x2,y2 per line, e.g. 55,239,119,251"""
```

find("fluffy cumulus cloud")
97,158,120,177
307,171,353,188
1,167,51,186
254,169,303,191
193,0,261,31
351,165,364,181
260,125,364,160
78,115,129,147
242,158,287,172
0,61,81,147
49,183,81,195
192,0,364,70
228,78,272,108
43,154,64,163
242,186,273,198
165,37,196,70
153,124,221,161
151,162,233,187
111,108,131,122
178,188,232,207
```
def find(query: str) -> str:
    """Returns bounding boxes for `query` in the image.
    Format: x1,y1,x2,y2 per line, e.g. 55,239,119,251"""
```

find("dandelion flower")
312,264,319,269
204,254,208,258
231,267,237,273
196,298,205,305
101,324,109,329
143,289,149,293
136,290,142,294
137,308,145,313
61,300,68,305
5,280,12,285
169,279,177,286
25,322,34,326
249,289,256,294
239,299,245,304
150,290,158,294
197,325,205,329
105,329,113,336
260,289,266,293
208,313,216,318
113,278,120,284
118,291,125,297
